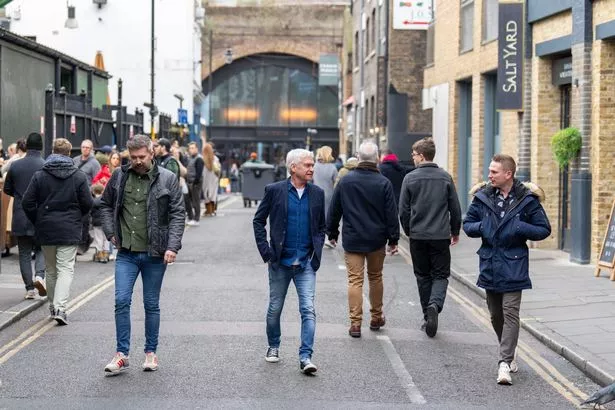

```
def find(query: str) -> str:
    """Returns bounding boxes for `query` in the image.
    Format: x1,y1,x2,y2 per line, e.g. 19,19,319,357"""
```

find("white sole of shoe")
104,367,128,376
143,366,158,372
497,377,512,385
265,356,280,363
301,364,317,374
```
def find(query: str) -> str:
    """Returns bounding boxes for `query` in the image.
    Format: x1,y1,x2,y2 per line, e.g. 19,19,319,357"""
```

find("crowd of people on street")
253,138,551,386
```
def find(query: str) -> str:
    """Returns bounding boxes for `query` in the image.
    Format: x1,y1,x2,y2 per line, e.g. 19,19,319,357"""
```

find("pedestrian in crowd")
334,156,344,171
1,138,26,177
327,141,399,338
399,137,462,338
0,137,6,160
109,151,122,175
101,134,185,376
90,183,110,263
3,133,47,300
92,152,112,187
380,148,413,206
22,138,93,325
463,154,551,385
252,148,325,374
334,157,358,187
185,142,204,227
202,142,220,217
74,139,99,255
313,145,337,248
154,138,180,180
73,139,101,184
229,162,240,193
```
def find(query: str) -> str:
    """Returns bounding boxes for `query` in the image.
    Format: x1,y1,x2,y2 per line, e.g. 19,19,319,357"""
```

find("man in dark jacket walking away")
22,138,93,325
399,137,461,338
101,134,185,376
327,141,399,338
185,142,204,226
3,132,46,299
379,148,413,205
463,154,551,386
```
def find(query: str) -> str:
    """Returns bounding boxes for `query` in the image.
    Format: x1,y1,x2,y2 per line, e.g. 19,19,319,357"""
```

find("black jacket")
253,179,326,272
379,160,412,205
399,163,462,240
327,162,399,253
100,164,185,257
22,154,93,245
91,196,104,227
3,151,45,236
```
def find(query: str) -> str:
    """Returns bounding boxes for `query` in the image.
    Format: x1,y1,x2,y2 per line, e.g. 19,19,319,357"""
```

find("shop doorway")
457,80,473,212
559,84,572,252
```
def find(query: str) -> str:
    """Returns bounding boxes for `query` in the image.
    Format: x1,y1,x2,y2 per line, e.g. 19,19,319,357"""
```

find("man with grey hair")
101,134,185,375
327,140,399,338
253,148,326,374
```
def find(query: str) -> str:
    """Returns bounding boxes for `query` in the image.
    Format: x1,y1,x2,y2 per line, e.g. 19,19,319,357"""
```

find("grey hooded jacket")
100,164,185,257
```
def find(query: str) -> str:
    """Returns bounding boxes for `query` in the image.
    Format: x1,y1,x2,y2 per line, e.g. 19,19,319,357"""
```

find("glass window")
482,0,498,42
460,0,474,53
354,32,359,67
371,9,376,53
365,18,370,58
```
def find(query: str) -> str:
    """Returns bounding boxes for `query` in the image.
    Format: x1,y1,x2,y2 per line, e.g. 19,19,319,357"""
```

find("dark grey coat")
100,164,185,256
3,151,45,237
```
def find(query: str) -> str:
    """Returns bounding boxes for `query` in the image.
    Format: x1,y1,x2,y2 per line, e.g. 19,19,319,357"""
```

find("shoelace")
268,348,279,357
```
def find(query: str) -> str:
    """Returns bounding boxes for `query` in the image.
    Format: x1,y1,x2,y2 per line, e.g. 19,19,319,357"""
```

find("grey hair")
358,140,379,164
126,134,153,152
286,149,314,170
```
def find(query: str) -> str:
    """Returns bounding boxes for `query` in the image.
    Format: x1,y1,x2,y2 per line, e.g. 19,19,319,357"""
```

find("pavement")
0,194,610,408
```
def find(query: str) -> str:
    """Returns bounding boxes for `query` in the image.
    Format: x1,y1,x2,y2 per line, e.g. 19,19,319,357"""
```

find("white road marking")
377,335,427,404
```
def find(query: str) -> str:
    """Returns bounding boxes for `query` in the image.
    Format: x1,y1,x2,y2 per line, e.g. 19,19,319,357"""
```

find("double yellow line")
396,245,588,407
0,274,114,366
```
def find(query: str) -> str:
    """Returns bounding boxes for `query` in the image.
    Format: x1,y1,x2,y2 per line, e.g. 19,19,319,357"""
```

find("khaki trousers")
42,245,77,311
344,247,386,326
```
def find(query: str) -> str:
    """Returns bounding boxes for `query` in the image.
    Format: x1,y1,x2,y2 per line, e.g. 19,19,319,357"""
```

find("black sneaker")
300,358,317,374
53,310,68,326
425,304,438,338
265,347,280,363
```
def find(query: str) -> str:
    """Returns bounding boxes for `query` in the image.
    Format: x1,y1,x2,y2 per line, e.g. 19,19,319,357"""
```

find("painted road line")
218,195,240,209
0,275,114,365
446,288,586,406
377,335,427,404
397,245,587,405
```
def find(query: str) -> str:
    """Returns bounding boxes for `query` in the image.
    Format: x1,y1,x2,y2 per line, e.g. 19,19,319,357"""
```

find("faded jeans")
115,250,167,355
266,263,316,361
17,236,45,291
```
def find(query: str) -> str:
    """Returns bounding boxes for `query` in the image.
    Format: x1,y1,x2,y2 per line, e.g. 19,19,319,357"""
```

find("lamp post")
306,128,317,151
173,93,184,110
149,0,156,138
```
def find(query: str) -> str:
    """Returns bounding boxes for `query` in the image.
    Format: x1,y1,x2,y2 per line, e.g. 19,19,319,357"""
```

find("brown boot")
348,325,361,338
100,251,110,263
369,316,386,331
204,202,212,216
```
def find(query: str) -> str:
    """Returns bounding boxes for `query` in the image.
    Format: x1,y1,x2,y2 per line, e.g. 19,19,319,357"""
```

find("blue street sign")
178,108,188,124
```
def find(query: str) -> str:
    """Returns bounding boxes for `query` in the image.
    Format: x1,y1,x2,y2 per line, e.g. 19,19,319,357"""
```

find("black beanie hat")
26,132,43,151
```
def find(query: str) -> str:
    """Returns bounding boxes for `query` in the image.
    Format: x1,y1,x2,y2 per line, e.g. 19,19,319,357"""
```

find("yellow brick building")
423,0,615,263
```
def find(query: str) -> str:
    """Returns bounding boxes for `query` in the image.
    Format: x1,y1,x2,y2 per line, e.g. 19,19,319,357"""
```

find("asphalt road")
0,195,608,409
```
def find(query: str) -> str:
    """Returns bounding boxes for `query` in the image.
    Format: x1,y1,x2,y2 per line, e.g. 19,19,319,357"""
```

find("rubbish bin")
240,162,275,208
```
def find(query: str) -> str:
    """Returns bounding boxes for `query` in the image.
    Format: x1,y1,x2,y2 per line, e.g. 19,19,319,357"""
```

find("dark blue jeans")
115,250,167,355
266,263,316,361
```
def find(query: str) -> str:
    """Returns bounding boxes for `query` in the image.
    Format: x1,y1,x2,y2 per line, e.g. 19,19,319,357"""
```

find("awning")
94,50,111,105
343,96,354,106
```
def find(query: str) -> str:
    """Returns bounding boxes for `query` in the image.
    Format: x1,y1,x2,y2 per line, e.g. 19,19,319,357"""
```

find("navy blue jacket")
462,180,551,293
327,162,400,253
253,179,326,272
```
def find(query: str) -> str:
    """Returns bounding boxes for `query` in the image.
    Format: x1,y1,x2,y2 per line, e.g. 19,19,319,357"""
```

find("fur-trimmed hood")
469,179,546,203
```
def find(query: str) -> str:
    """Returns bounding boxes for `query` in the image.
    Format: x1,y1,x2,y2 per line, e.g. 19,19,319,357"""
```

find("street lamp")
173,93,184,109
65,3,78,29
224,48,233,65
306,128,318,151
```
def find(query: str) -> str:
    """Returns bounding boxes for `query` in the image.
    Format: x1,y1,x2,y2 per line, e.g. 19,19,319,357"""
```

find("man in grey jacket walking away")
399,137,461,338
100,135,185,375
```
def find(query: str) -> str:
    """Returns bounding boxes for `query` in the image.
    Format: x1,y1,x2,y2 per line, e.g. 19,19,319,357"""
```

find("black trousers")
409,239,451,320
186,181,203,221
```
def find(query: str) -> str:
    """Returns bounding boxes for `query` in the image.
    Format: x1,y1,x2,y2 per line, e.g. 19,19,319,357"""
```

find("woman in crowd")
202,142,220,216
313,145,338,248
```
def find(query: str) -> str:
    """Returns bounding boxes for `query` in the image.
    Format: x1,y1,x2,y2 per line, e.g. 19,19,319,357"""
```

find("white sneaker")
24,290,36,300
104,352,129,376
34,276,47,297
497,362,512,385
192,221,200,227
186,220,195,226
509,357,518,373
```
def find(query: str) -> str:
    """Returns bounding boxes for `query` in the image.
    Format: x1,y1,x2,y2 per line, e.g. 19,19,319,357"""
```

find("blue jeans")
115,250,167,355
266,263,316,361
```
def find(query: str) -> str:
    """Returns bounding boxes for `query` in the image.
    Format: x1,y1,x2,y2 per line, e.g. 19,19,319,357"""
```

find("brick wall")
593,0,615,26
591,39,615,262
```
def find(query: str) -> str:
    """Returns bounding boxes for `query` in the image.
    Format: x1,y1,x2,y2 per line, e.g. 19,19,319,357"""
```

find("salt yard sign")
393,0,433,30
496,2,524,111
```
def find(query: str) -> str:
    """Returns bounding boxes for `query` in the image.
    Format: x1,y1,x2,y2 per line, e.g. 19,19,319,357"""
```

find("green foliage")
551,127,582,169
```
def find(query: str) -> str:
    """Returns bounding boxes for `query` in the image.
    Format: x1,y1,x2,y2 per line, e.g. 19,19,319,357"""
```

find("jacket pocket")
503,248,529,282
478,248,494,286
155,189,170,226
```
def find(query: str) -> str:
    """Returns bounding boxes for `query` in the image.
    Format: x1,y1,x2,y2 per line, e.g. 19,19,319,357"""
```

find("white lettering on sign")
502,21,518,93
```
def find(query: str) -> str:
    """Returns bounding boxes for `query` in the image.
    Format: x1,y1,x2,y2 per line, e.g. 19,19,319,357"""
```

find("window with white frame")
482,0,498,42
460,0,474,53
